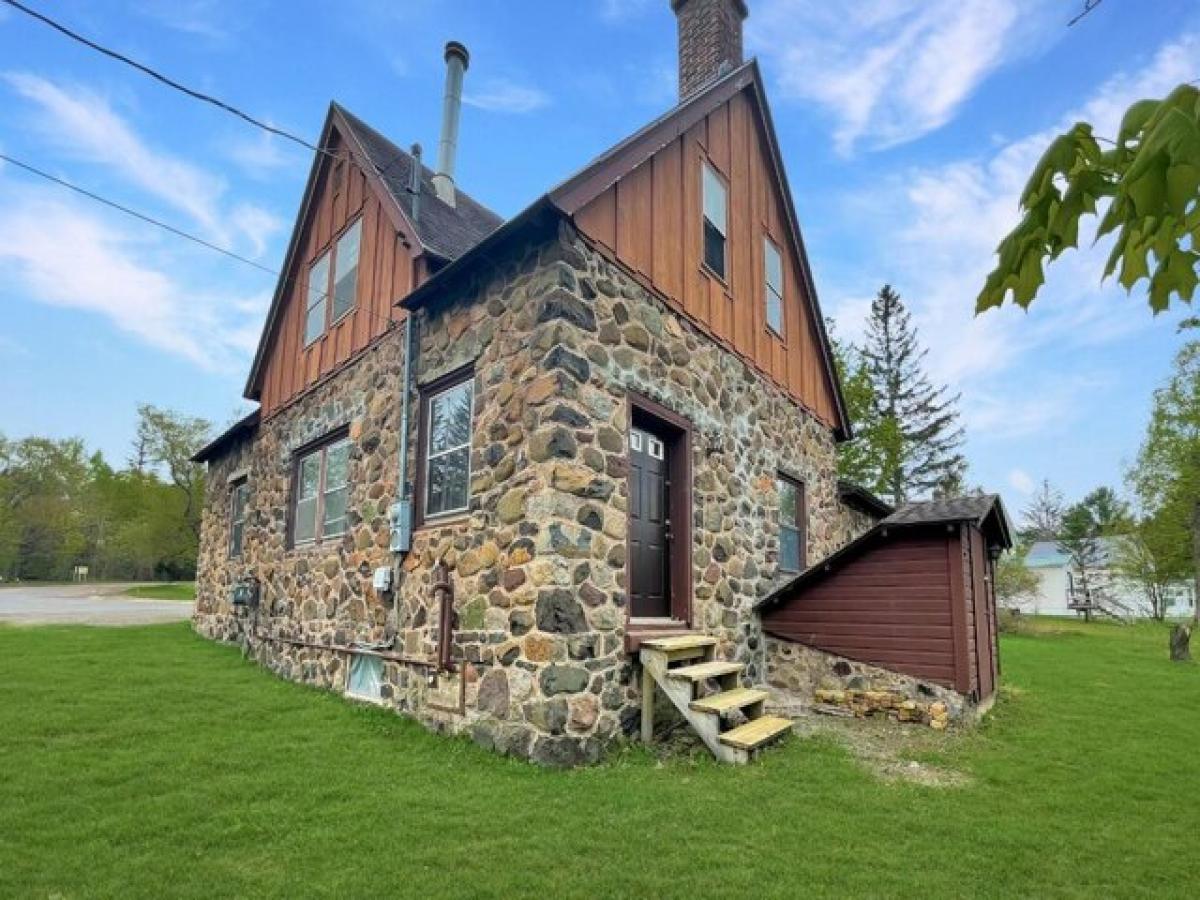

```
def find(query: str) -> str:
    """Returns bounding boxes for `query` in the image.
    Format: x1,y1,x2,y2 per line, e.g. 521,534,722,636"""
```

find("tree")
1020,479,1066,543
828,321,898,496
1112,528,1177,621
860,285,965,504
977,83,1200,315
1057,488,1134,621
135,405,211,540
1128,338,1200,624
995,546,1041,612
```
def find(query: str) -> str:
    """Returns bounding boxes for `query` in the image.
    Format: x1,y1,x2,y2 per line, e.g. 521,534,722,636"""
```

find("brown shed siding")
258,129,412,417
573,89,838,428
762,536,959,687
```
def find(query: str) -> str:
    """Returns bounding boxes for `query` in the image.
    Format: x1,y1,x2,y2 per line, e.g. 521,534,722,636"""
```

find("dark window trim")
414,363,476,529
701,158,729,285
777,472,807,573
302,214,363,349
228,478,249,559
763,233,786,341
287,426,351,549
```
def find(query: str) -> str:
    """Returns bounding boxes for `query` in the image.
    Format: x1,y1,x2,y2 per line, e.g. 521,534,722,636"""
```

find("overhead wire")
0,151,402,331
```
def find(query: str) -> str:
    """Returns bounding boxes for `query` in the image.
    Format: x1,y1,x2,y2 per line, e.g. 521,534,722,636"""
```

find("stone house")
193,1,998,765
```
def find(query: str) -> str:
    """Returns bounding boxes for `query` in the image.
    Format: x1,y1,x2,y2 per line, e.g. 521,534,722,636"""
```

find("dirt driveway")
0,582,192,625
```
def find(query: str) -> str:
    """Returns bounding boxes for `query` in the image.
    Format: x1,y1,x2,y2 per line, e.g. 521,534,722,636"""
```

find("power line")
0,0,336,160
0,151,401,331
1068,0,1105,27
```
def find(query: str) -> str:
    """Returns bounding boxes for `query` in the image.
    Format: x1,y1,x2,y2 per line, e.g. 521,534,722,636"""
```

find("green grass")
125,582,195,602
1,621,1197,899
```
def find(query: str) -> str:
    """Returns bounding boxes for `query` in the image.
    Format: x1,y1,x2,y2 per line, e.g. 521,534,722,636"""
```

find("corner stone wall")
195,219,867,765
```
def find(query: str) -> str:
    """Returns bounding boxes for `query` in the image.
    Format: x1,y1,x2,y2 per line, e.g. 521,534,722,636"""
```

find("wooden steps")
719,716,793,751
668,660,743,682
638,634,791,764
690,687,769,714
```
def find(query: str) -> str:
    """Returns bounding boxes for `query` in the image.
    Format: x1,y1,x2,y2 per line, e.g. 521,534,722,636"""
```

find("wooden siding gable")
551,61,849,438
244,104,421,410
244,105,423,415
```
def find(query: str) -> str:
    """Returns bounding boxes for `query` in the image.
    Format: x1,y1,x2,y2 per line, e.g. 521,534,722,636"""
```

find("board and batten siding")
258,128,412,417
572,89,838,428
762,536,959,687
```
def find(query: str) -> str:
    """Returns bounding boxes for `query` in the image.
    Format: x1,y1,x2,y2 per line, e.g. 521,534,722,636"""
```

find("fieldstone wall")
765,637,971,726
194,218,861,765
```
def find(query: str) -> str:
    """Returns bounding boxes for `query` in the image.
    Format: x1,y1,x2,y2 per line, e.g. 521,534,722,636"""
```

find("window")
764,237,784,336
302,217,361,346
346,653,383,702
292,434,351,546
777,475,806,573
420,371,474,520
332,219,361,322
305,251,330,346
702,162,727,279
229,480,249,558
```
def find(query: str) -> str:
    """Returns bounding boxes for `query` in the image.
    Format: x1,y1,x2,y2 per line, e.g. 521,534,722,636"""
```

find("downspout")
386,306,418,650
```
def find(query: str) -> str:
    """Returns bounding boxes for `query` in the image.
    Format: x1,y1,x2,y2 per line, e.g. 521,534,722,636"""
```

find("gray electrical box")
389,500,413,553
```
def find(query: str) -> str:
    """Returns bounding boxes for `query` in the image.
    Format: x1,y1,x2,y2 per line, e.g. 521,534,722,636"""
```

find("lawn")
1,621,1197,899
125,582,196,602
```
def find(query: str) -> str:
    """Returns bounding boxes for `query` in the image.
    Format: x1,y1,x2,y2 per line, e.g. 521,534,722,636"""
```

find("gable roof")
242,102,503,402
335,105,503,261
838,480,893,519
1026,535,1129,569
192,409,259,464
756,493,1014,611
399,59,852,439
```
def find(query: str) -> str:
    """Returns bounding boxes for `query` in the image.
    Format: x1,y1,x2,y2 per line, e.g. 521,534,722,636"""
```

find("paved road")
0,582,193,625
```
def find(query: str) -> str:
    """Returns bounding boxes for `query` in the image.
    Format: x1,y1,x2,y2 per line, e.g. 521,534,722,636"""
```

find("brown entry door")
629,425,671,618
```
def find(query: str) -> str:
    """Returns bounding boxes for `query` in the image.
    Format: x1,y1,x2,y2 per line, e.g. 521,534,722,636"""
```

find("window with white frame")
303,217,361,347
421,374,474,519
229,479,249,558
777,474,806,573
332,219,361,322
702,162,727,279
764,236,784,336
304,251,331,346
292,435,351,546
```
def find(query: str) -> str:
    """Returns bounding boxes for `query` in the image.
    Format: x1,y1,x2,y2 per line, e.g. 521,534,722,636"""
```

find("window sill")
414,511,472,533
700,262,729,290
330,307,356,329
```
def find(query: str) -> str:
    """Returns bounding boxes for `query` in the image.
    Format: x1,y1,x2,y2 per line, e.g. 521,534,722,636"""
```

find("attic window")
302,217,361,347
702,162,727,280
764,237,784,337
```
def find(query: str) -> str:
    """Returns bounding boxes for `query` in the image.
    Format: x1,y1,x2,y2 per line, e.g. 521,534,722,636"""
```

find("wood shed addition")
758,495,1013,702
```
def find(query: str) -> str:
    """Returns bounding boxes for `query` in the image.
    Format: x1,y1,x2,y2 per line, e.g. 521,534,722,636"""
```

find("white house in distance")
1018,538,1194,619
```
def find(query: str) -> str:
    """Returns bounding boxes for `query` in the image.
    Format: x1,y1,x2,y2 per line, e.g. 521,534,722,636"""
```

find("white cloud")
750,0,1056,154
463,79,550,114
1008,468,1035,495
4,72,278,256
0,187,265,371
224,130,301,179
134,0,231,41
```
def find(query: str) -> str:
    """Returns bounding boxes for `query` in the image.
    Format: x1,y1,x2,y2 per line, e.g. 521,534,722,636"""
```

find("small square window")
346,653,383,702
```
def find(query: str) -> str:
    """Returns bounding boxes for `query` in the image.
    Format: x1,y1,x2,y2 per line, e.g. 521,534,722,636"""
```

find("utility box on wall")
388,500,412,553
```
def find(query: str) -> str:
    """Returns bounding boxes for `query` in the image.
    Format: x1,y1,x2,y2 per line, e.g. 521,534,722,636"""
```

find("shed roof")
192,410,259,464
756,493,1014,611
837,480,893,519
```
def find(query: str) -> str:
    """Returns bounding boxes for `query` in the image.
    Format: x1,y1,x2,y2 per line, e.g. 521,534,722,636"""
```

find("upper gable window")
305,251,331,346
764,237,784,337
702,162,727,280
303,217,361,347
332,219,361,322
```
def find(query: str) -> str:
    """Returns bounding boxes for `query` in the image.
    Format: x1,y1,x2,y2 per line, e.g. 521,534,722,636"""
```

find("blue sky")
0,0,1196,516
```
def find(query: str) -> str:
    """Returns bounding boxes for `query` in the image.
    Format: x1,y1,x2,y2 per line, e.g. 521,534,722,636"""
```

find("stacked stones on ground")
194,219,860,765
765,637,968,726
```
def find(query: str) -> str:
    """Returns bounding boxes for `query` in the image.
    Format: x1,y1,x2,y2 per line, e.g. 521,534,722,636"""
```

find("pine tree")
860,285,965,504
1020,479,1066,543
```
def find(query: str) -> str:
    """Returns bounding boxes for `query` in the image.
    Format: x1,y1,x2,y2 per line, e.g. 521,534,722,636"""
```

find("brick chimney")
671,0,748,99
